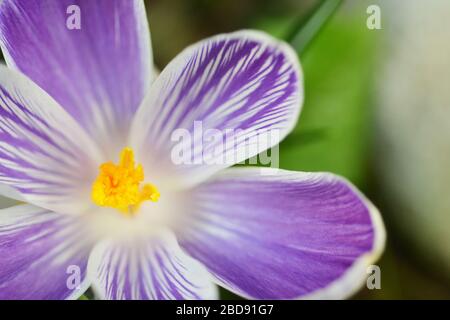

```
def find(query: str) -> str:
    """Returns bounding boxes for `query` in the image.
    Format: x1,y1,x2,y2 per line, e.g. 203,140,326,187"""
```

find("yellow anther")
91,147,159,215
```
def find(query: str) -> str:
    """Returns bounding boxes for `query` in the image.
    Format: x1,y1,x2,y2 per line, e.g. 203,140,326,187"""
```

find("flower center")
91,147,160,215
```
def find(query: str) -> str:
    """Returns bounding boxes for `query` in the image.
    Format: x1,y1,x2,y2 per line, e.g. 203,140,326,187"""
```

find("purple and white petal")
0,0,153,155
0,66,101,213
130,30,302,186
88,231,217,300
180,168,385,299
0,204,93,299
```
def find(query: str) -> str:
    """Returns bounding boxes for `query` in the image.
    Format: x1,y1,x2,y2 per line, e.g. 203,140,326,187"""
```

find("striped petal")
0,204,93,299
130,30,302,186
88,231,217,300
0,66,100,213
180,168,385,299
0,0,153,156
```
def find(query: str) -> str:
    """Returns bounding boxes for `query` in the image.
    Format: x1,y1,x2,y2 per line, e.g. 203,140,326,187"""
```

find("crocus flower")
0,0,385,300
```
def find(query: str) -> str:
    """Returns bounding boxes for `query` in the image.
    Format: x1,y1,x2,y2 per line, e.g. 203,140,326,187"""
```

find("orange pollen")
91,147,160,216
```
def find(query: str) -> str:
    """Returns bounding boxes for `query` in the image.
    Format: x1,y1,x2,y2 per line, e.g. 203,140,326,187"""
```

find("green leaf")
286,0,343,56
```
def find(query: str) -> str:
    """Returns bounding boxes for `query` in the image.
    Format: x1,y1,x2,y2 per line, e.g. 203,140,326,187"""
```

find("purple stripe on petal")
88,231,217,300
180,168,385,299
0,0,153,155
0,205,93,300
130,31,302,185
0,67,101,213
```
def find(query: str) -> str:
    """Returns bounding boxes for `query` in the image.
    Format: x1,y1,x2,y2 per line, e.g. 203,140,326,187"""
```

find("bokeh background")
1,0,449,299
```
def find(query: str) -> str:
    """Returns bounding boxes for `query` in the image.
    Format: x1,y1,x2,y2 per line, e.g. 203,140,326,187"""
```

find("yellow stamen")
91,147,159,215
